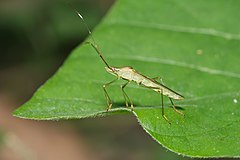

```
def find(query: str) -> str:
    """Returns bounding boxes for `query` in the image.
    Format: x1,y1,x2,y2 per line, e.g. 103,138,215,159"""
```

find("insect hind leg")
152,76,164,84
121,81,134,111
161,91,171,124
169,98,185,117
103,78,118,111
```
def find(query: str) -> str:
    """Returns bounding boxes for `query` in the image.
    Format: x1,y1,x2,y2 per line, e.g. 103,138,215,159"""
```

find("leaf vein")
109,55,240,79
107,21,240,40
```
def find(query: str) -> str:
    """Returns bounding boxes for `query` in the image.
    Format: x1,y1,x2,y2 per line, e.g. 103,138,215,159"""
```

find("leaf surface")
14,0,240,157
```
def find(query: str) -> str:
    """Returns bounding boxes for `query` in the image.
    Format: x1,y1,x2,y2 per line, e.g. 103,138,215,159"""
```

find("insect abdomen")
155,88,183,100
116,67,183,100
140,78,183,100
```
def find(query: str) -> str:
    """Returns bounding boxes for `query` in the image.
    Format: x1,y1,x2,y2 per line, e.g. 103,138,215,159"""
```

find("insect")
74,10,184,124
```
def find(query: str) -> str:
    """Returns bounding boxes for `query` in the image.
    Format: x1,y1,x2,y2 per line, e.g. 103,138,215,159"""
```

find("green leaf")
13,0,240,157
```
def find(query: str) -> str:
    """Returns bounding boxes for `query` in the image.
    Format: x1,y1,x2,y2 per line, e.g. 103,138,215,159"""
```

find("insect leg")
169,98,185,117
161,90,171,124
121,81,134,111
121,82,129,107
152,77,164,84
103,78,118,111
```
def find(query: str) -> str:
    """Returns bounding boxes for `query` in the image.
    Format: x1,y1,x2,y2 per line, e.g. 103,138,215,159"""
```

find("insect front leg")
121,81,134,111
169,98,185,117
103,78,118,111
161,90,171,124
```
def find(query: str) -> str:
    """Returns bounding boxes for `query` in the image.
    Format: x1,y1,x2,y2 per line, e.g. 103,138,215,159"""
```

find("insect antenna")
72,7,111,69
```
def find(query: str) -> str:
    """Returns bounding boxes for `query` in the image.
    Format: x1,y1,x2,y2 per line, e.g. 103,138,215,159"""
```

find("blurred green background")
0,0,237,159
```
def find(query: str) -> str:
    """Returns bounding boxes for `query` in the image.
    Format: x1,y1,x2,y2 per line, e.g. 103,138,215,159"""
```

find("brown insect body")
105,66,184,100
74,10,184,124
